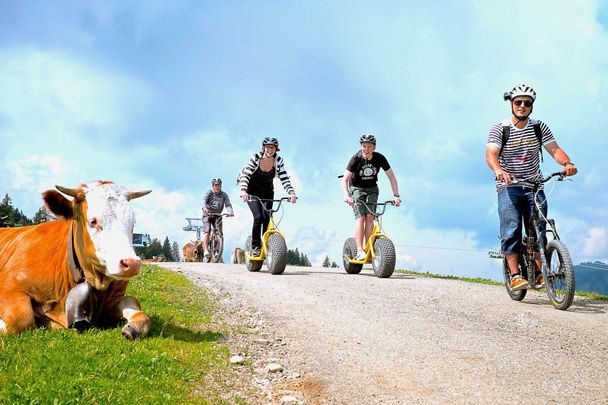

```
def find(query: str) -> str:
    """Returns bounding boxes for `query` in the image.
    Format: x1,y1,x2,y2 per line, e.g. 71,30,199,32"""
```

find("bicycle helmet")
261,137,280,151
503,84,537,101
211,178,222,185
359,134,376,145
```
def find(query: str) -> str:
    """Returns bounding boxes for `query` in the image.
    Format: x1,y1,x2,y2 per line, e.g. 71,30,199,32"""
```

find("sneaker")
354,250,366,261
510,275,530,291
535,273,545,289
251,247,261,257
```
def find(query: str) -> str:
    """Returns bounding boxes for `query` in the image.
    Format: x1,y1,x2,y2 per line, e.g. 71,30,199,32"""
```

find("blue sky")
1,1,607,279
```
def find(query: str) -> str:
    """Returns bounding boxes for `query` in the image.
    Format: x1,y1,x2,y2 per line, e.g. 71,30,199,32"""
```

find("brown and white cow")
182,241,204,262
0,181,151,339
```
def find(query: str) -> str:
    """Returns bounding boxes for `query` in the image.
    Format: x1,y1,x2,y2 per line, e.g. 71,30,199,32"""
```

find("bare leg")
354,217,365,252
364,215,374,247
506,253,520,275
202,232,210,253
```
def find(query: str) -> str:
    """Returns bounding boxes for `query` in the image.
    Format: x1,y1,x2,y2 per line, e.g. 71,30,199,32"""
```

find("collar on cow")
67,224,85,284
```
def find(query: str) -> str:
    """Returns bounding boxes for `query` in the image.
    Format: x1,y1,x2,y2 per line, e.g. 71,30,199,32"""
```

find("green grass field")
0,265,245,404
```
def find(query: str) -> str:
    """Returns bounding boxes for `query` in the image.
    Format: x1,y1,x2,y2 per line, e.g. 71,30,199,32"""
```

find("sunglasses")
212,179,222,184
513,99,533,107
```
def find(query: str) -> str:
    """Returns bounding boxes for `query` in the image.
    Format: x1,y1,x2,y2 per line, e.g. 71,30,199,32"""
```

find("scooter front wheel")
245,236,262,272
372,238,395,278
342,238,362,274
267,233,287,275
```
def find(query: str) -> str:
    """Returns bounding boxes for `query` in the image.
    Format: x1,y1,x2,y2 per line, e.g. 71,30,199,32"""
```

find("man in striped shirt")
485,84,577,291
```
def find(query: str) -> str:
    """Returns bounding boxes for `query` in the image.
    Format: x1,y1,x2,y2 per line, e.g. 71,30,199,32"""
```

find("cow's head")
42,181,151,289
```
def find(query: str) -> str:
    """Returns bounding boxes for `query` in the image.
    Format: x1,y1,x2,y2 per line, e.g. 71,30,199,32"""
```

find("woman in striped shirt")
238,137,297,255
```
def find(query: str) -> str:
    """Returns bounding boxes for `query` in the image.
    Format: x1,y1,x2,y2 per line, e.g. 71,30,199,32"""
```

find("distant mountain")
575,262,608,296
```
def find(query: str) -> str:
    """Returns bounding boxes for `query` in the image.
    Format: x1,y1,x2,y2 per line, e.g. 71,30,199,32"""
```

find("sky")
1,0,607,280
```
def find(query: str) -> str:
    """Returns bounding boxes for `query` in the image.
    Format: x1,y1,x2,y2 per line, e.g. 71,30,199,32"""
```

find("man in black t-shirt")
342,134,401,260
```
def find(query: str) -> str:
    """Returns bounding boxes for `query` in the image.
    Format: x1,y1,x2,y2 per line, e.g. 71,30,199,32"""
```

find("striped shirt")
487,118,555,190
238,152,295,194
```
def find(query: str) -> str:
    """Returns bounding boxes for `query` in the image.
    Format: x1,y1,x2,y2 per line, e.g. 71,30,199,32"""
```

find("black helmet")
211,178,222,185
359,134,376,145
262,137,280,151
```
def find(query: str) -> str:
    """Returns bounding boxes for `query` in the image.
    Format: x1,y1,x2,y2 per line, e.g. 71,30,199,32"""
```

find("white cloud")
581,227,608,259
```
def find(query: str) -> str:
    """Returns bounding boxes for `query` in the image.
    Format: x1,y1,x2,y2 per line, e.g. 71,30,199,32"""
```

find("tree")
287,248,312,267
171,241,181,262
162,237,173,261
322,255,331,267
0,194,14,226
32,206,53,224
331,261,338,268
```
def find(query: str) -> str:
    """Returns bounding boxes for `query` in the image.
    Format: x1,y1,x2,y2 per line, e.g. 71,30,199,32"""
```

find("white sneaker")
355,250,366,261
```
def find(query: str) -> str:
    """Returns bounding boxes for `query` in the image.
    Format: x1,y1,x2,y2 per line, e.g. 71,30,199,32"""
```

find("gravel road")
159,262,608,404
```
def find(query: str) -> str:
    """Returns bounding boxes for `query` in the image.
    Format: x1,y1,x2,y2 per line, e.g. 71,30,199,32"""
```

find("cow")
182,241,204,262
0,181,151,340
231,247,246,264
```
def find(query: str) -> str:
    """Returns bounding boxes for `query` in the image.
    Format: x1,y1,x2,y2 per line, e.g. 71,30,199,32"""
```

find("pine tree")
331,261,338,268
32,206,53,224
171,241,181,262
0,194,14,226
162,237,173,261
322,255,331,267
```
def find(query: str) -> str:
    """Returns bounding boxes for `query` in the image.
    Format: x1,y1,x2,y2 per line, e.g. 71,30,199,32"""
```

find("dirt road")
160,262,608,404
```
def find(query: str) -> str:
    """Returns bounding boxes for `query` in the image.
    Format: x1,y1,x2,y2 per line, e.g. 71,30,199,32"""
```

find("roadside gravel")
160,262,608,404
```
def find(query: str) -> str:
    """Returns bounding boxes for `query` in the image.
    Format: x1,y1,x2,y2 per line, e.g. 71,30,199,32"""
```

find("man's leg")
202,232,210,254
498,187,529,290
364,215,374,246
354,216,365,253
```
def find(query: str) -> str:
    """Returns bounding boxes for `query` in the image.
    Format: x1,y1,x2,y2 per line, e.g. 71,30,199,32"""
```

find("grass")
397,269,608,300
0,265,244,404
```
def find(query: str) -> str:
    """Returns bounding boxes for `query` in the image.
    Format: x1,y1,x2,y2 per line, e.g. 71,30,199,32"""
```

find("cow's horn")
56,185,79,197
127,190,152,201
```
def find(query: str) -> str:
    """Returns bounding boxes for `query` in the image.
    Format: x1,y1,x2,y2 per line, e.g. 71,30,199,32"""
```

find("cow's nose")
119,258,141,277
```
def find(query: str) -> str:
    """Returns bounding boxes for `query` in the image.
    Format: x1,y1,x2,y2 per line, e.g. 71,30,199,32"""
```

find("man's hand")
290,194,297,204
564,162,578,176
495,169,512,185
241,193,249,202
202,208,209,215
227,212,235,217
393,197,401,207
344,196,355,207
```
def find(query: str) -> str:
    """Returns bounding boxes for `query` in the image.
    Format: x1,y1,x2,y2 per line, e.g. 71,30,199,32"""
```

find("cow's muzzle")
118,258,142,278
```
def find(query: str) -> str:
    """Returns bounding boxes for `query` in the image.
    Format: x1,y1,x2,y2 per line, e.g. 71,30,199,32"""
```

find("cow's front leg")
0,292,36,335
105,296,150,340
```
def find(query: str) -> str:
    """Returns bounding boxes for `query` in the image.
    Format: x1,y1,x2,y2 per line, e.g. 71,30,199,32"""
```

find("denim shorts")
497,186,547,254
350,186,379,218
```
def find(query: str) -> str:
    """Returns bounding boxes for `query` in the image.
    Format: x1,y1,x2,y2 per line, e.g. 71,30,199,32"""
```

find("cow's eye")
88,218,98,227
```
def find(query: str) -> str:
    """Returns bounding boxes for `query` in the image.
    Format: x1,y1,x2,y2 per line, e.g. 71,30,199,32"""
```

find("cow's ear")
42,190,74,220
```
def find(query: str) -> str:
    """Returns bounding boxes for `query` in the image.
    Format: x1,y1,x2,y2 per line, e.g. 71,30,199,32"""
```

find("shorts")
203,215,223,234
350,186,379,218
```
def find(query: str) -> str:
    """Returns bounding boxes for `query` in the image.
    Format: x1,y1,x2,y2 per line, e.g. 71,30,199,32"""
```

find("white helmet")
503,84,536,101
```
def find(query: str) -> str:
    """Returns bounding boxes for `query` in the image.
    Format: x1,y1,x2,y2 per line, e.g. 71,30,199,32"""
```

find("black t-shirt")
346,151,391,188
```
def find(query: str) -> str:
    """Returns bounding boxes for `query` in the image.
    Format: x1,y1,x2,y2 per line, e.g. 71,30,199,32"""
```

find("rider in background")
485,84,577,291
342,135,401,260
202,178,234,260
238,137,297,256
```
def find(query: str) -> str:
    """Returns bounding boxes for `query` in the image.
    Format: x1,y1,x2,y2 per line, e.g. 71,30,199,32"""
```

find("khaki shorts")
350,186,379,218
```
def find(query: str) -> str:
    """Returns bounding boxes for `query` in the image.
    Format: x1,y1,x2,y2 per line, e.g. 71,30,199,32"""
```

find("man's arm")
223,193,234,216
343,171,354,206
486,144,512,184
544,141,578,176
384,168,401,207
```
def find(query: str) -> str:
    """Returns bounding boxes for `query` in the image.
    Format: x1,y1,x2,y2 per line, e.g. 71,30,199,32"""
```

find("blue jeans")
497,187,548,254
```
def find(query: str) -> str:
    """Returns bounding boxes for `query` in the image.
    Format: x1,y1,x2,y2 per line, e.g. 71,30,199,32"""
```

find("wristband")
563,161,573,167
393,193,400,198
